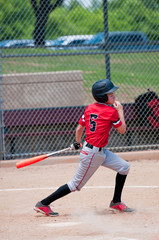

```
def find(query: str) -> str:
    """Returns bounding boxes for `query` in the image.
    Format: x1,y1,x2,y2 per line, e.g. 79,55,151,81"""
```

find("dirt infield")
0,150,159,240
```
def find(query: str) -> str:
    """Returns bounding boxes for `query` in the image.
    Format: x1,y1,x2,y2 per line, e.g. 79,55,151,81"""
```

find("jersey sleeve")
112,110,122,128
79,114,85,126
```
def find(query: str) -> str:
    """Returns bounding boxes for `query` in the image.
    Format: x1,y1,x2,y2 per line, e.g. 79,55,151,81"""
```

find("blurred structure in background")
0,0,159,159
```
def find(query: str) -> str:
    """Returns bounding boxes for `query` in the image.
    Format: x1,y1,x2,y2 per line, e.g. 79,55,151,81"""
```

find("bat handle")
47,147,71,157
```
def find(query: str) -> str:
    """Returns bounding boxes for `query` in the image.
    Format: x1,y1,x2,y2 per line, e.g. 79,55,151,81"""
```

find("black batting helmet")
92,79,119,103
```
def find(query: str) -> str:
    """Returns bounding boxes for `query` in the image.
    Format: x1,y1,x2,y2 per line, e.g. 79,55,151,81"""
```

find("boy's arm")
113,101,126,134
75,124,85,143
71,124,85,150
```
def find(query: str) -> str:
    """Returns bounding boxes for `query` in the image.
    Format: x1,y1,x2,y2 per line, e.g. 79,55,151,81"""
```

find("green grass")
110,53,159,88
2,49,159,93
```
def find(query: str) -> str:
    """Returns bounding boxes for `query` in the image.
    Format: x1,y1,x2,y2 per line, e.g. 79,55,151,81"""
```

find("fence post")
103,0,111,80
0,50,5,160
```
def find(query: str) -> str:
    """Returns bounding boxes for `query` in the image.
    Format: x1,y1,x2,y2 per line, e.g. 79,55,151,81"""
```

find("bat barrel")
16,147,71,169
16,154,48,168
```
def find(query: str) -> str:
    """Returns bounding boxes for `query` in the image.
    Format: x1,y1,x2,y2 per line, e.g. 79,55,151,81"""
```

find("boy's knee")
67,180,81,192
119,161,130,175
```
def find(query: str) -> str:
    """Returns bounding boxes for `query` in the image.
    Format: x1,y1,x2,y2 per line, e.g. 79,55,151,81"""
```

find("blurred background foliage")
1,0,159,41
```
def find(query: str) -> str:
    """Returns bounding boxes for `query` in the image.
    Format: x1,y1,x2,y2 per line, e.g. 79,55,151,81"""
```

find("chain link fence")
1,0,159,159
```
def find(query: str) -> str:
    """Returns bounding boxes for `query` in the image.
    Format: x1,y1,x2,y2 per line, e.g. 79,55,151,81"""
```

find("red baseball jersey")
79,102,122,147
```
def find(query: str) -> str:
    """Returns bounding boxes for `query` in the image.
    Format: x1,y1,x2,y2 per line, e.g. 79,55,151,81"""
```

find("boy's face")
106,92,115,105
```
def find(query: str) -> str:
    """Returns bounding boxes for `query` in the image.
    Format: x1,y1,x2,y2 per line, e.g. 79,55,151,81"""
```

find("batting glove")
70,141,81,150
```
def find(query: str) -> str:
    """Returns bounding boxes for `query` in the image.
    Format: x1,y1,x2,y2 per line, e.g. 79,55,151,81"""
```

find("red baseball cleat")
109,201,134,212
34,201,59,216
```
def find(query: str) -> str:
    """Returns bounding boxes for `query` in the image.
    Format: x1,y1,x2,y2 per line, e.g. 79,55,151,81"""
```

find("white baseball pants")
67,141,130,192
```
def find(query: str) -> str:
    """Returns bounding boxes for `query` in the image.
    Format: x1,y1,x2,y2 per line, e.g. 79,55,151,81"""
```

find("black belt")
86,143,102,151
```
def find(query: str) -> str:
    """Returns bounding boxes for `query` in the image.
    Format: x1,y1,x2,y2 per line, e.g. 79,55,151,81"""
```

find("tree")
30,0,64,46
68,0,82,11
141,0,159,9
90,0,102,11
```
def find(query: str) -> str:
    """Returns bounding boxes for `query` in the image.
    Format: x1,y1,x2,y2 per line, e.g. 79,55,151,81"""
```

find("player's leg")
102,149,130,175
34,184,71,216
67,145,105,191
34,145,104,216
102,149,134,212
41,184,71,205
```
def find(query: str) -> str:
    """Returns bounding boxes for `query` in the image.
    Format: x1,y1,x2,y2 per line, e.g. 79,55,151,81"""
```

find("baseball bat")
16,147,71,169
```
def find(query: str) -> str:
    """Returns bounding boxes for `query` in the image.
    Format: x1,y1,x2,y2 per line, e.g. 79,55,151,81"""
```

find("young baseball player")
34,79,134,216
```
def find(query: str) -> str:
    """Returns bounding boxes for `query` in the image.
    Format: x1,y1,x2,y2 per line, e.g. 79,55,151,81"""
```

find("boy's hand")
113,101,123,112
70,141,82,150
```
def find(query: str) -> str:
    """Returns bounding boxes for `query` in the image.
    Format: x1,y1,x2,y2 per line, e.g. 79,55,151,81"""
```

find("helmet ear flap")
104,94,108,102
101,94,108,102
94,94,108,103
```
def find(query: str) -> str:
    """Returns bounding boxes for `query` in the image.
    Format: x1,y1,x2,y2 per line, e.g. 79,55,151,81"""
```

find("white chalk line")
42,222,139,240
43,222,82,228
113,238,138,240
41,221,139,240
0,185,159,192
